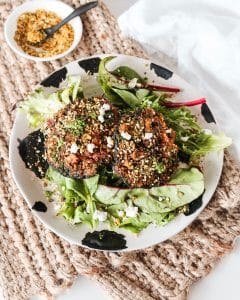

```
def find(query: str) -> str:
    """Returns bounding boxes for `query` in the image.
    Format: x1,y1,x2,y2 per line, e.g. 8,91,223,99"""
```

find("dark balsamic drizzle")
32,201,47,212
150,62,173,80
184,192,204,216
82,230,127,250
201,103,216,123
78,57,101,74
18,130,49,178
41,67,67,88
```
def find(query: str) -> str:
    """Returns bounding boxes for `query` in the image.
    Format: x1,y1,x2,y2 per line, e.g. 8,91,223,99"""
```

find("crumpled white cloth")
118,0,240,160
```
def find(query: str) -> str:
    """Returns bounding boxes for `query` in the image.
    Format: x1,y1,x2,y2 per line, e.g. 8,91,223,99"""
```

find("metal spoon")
30,1,98,46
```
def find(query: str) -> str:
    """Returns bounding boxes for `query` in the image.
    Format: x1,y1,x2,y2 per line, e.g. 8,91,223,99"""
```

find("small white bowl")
4,0,83,62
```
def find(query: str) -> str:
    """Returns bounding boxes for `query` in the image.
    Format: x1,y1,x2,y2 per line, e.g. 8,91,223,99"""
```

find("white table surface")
1,1,239,299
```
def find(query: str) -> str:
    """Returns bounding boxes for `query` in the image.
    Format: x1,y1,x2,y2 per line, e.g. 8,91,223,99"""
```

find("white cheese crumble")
106,136,114,148
87,143,95,153
203,128,212,135
181,136,189,142
53,203,62,211
70,143,79,154
98,103,111,123
102,103,110,111
93,210,108,222
120,131,131,140
166,129,172,134
128,78,138,89
143,132,153,140
98,115,105,123
125,206,138,218
118,210,125,218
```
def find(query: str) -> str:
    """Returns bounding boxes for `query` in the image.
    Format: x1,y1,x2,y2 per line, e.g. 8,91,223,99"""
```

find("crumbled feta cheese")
106,136,114,148
128,78,138,89
98,104,111,123
98,115,105,123
143,132,153,140
87,143,95,153
121,131,131,140
203,128,212,135
93,210,108,222
70,143,79,154
166,129,172,134
118,210,124,218
181,136,189,142
102,103,110,111
125,206,138,218
54,203,62,211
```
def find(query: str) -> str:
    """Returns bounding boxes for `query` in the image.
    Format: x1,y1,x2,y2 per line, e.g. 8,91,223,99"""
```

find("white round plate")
9,54,223,251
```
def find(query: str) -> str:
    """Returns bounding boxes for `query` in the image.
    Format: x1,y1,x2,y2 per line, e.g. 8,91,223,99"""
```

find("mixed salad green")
20,56,231,234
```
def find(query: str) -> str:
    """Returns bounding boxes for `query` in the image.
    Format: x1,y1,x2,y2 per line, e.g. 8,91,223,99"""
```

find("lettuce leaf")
19,75,83,128
188,132,232,156
46,167,99,227
141,99,231,158
45,167,204,233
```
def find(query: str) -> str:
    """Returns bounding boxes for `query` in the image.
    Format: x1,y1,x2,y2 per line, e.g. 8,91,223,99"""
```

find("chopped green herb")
89,112,97,119
64,118,86,136
155,161,166,174
44,190,54,199
57,137,64,150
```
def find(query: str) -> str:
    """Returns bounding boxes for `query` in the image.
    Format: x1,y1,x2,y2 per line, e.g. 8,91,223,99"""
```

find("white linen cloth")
118,0,240,160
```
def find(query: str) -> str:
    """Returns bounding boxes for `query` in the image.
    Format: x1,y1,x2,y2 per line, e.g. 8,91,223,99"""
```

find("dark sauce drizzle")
18,130,49,178
184,192,204,216
82,230,127,250
201,103,216,123
32,201,47,212
78,57,101,74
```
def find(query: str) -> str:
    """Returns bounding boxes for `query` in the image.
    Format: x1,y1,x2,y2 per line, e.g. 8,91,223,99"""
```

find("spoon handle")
47,1,98,35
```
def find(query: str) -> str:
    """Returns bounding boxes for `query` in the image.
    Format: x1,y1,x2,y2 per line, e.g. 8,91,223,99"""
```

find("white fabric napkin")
118,0,240,160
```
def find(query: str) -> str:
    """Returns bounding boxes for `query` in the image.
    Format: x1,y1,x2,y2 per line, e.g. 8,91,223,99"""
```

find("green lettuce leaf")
98,56,145,107
112,66,145,83
46,167,99,227
20,75,83,128
188,132,232,156
141,98,231,158
46,167,204,233
98,56,125,106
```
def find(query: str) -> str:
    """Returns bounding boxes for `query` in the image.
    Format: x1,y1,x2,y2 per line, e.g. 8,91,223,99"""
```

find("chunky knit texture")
0,1,240,299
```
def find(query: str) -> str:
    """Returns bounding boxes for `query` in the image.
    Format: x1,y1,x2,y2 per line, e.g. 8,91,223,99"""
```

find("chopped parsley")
56,137,64,150
155,161,166,174
64,118,86,136
44,190,54,199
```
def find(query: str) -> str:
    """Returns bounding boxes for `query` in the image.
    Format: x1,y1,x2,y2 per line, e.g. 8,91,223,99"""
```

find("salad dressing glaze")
82,230,127,250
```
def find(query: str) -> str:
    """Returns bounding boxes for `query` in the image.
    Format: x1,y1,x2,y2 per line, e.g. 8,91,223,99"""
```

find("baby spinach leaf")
98,56,126,106
112,66,145,83
136,88,150,99
112,88,140,108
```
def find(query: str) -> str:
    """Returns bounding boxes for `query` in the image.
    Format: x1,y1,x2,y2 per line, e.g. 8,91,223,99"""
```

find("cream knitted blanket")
0,1,239,299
